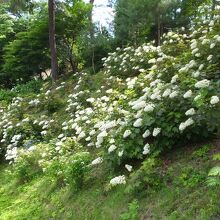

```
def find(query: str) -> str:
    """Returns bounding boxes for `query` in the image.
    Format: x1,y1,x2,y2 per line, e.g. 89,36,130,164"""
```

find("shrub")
64,152,91,190
13,80,43,95
125,158,163,194
0,89,16,103
13,146,42,183
45,96,65,114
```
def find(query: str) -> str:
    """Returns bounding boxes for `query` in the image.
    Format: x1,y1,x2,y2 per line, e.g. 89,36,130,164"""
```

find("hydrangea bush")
0,4,220,187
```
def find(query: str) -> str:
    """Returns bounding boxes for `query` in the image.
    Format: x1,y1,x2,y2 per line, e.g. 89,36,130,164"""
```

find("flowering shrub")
0,4,220,189
13,145,42,182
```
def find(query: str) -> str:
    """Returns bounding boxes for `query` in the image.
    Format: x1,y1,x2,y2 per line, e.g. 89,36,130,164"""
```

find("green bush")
13,147,42,183
65,152,91,190
13,80,43,95
0,89,16,102
45,96,65,114
126,158,163,194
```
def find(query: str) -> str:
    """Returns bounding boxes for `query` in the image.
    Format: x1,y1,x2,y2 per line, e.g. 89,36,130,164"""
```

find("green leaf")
208,166,220,176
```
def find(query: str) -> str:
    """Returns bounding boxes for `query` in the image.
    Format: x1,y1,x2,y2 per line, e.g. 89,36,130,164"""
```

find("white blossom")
153,128,161,137
118,150,124,157
185,108,195,116
195,79,210,88
108,145,117,153
144,104,155,112
179,118,194,131
183,90,192,98
123,130,132,138
110,175,126,186
143,143,150,155
91,157,103,166
169,91,178,98
125,164,133,172
133,118,143,127
210,96,219,105
143,130,151,138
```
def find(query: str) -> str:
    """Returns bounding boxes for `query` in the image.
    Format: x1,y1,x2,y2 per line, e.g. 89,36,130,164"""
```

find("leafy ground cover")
0,141,219,220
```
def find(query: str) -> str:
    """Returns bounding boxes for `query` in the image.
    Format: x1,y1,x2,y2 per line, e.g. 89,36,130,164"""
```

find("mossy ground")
0,141,219,220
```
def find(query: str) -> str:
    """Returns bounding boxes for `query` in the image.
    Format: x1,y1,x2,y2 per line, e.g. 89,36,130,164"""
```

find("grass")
0,142,219,220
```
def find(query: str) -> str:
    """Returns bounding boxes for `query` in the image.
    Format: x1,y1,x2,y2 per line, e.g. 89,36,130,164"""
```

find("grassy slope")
0,141,219,220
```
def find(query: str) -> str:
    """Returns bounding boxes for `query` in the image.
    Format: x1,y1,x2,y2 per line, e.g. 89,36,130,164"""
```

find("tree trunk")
89,0,96,73
69,53,77,73
48,0,58,82
157,14,161,46
89,0,95,39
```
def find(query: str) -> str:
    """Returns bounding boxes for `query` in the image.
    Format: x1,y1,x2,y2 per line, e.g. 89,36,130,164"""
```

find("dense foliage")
0,3,219,188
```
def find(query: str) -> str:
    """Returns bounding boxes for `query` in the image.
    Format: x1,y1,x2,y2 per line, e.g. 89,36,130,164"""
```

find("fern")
207,166,220,187
208,166,220,176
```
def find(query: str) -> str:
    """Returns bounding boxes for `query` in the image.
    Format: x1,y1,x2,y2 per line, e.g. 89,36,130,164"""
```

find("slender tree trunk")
89,0,96,73
157,14,161,46
89,0,95,39
48,0,58,82
69,54,77,73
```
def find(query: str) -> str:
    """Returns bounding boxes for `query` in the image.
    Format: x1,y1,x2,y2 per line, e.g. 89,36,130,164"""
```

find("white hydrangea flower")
195,79,210,88
183,90,192,98
210,96,219,105
123,130,132,138
210,43,215,49
110,175,126,186
153,128,161,137
148,58,156,64
5,147,17,161
171,75,178,84
85,136,91,142
58,133,64,139
144,104,155,112
185,108,195,116
108,144,117,153
118,150,124,157
179,118,194,131
86,97,95,103
41,130,47,136
109,138,115,144
125,164,133,172
198,64,204,71
132,101,146,110
192,71,200,78
143,143,150,155
133,118,143,127
143,130,151,138
207,55,213,61
91,157,103,166
162,89,172,97
169,91,178,98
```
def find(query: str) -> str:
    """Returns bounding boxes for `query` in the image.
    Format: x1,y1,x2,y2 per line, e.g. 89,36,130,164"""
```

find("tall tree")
56,0,90,73
89,0,95,73
1,0,59,82
89,0,95,38
48,0,58,82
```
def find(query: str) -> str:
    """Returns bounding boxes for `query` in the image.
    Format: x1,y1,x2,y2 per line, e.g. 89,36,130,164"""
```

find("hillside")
0,3,220,220
0,141,219,219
